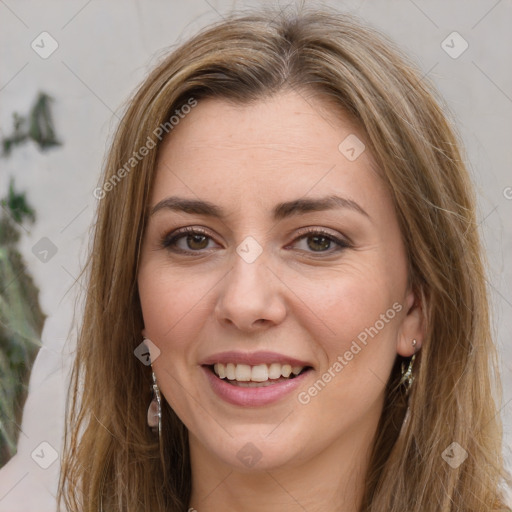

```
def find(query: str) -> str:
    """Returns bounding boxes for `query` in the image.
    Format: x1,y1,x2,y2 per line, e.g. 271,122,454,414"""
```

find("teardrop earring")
147,369,162,442
399,339,418,394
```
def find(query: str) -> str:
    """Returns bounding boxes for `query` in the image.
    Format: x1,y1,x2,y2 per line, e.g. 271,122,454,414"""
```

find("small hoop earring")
147,369,162,442
399,352,416,394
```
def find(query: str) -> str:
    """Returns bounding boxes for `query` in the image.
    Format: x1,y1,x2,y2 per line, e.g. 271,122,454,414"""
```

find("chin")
202,428,307,473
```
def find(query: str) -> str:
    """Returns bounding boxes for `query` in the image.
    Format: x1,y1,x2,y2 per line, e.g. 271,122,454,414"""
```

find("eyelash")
161,226,351,256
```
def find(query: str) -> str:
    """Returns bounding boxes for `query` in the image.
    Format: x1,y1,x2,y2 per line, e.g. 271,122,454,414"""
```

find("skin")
137,90,424,512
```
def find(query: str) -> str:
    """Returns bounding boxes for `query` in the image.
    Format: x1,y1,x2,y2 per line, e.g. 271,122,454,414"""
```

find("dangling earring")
147,369,162,442
399,339,417,394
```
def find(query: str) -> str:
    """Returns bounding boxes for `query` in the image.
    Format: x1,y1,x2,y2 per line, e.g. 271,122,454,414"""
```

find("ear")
396,288,425,357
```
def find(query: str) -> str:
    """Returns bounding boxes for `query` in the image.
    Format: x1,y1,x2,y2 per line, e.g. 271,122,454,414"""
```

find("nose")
214,250,287,332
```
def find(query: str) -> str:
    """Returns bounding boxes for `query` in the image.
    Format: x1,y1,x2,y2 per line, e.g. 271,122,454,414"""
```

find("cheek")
137,266,209,415
304,267,399,337
294,280,400,428
137,265,210,352
297,269,401,383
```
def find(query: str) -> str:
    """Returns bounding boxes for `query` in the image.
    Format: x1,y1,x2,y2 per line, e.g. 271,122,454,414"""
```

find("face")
137,90,422,473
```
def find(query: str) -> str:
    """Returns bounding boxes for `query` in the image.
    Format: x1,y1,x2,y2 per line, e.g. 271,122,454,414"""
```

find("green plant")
0,180,45,467
1,92,61,156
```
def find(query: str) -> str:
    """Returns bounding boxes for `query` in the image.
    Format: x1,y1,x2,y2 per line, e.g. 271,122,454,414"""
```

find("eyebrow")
150,194,370,221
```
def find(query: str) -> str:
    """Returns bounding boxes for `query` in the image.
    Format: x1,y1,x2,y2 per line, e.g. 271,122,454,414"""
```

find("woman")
58,5,512,511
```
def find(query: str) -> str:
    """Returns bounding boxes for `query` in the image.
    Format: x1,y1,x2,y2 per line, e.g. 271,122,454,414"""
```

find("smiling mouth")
205,362,313,387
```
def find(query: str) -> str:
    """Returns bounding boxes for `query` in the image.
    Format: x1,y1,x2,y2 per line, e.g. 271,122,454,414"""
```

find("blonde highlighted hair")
58,5,511,511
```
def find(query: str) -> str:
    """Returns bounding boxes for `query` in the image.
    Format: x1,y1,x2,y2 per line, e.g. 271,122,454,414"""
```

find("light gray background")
0,1,510,510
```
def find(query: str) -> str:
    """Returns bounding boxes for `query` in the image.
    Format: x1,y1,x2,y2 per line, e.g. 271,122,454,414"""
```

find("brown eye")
162,227,218,253
290,229,351,255
186,233,209,250
306,234,332,252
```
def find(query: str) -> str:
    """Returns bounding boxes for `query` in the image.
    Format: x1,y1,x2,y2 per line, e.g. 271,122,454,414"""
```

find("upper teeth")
213,363,305,382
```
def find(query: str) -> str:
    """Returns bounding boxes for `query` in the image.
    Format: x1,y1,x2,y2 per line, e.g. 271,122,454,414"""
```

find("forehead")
151,91,387,216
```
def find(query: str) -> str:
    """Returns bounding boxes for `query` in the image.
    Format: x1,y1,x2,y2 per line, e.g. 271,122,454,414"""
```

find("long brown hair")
58,5,511,511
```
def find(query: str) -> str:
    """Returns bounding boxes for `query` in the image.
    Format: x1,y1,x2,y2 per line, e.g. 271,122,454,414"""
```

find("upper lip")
200,351,313,368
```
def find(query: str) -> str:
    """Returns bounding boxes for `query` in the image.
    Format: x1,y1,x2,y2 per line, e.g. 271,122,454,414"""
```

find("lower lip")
202,366,312,407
